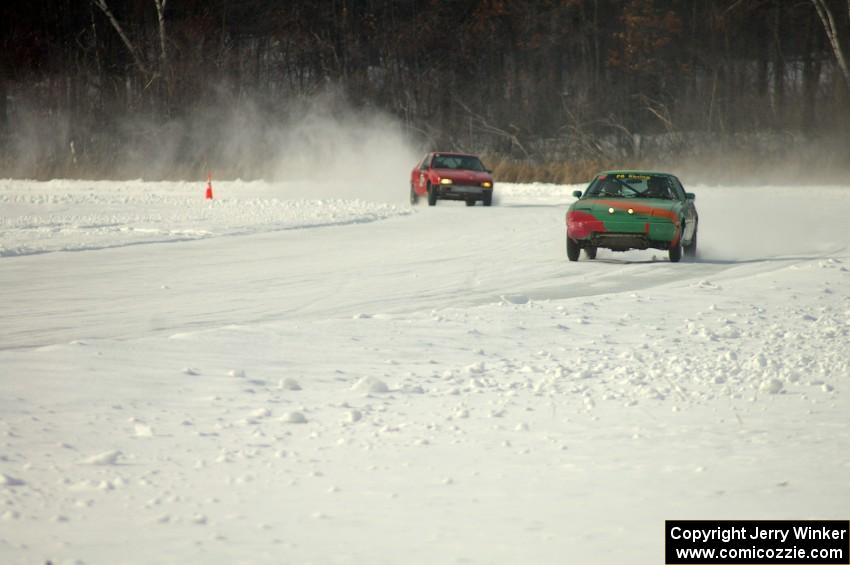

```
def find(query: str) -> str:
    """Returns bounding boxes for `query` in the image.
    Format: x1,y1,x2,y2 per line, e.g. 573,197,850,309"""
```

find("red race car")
410,152,494,206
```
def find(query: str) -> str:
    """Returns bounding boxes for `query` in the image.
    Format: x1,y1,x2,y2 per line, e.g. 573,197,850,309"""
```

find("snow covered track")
0,180,848,564
0,179,409,257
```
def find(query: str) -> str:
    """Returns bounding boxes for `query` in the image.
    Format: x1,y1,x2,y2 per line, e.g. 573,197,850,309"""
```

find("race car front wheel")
684,228,698,258
566,237,580,262
482,192,492,206
669,240,682,263
584,246,597,260
427,183,437,206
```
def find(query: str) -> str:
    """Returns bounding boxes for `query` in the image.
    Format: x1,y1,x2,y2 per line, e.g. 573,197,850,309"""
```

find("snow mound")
760,378,784,395
352,377,390,394
81,450,123,466
282,411,308,424
280,378,302,391
0,473,25,487
134,424,154,437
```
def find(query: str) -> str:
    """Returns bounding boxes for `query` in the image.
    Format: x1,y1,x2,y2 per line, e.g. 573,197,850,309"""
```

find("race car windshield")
585,174,675,199
432,155,486,171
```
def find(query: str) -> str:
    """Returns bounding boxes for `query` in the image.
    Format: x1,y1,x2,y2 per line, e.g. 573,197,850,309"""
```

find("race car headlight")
481,181,492,188
440,178,452,185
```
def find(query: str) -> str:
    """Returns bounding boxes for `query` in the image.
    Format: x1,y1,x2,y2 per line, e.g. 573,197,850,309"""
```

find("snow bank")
495,181,585,203
0,179,409,256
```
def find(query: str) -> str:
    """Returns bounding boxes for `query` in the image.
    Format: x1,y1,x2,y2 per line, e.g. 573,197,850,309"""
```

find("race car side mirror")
572,190,582,198
685,192,695,200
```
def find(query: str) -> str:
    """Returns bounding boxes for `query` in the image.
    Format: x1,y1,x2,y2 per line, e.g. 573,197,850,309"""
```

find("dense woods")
2,0,849,181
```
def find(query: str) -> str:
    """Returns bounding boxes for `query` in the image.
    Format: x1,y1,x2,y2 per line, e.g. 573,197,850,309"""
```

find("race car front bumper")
437,184,491,200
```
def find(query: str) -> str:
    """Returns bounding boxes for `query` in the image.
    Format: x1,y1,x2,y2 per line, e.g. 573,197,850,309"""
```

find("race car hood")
433,168,492,184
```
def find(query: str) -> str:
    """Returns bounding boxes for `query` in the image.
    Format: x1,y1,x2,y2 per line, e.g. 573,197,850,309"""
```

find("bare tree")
153,0,168,72
811,0,850,89
91,0,151,78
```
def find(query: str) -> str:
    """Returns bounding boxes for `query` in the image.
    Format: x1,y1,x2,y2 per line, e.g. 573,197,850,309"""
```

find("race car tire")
427,183,437,206
482,192,492,206
585,246,597,260
684,228,698,258
566,238,580,262
410,184,419,205
465,199,475,206
669,239,682,263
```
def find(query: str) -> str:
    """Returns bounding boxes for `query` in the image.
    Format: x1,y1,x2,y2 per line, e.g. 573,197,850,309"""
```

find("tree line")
1,0,849,180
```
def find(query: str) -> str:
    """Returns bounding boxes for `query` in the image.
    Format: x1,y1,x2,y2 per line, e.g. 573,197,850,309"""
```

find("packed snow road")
0,179,848,564
2,180,844,349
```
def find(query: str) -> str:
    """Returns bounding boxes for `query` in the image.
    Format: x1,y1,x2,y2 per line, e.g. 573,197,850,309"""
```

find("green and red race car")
566,171,698,263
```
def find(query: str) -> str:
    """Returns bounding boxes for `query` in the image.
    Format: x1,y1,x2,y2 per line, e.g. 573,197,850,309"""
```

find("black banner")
666,520,849,564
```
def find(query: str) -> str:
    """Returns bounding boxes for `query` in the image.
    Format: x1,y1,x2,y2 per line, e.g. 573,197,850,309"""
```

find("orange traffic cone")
205,173,214,200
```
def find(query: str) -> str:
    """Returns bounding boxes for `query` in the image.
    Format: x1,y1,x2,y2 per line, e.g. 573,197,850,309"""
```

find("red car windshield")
432,154,486,172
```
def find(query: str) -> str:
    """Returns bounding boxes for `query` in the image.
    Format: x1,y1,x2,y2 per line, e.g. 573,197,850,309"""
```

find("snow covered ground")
1,178,848,564
0,179,409,257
